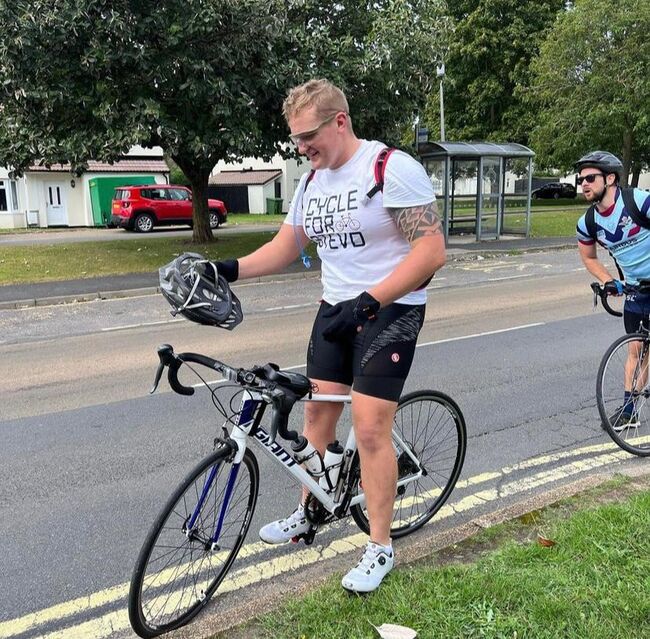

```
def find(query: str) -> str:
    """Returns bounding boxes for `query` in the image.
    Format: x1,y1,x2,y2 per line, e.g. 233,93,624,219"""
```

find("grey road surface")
1,249,644,638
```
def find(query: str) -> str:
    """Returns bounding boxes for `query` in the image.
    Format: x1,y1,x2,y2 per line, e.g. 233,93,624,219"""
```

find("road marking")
2,437,644,639
154,324,544,397
181,326,541,392
101,318,183,332
264,302,317,312
486,273,535,282
418,323,544,348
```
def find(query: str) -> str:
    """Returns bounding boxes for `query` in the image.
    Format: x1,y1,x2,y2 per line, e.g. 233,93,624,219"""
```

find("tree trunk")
621,127,634,188
173,156,214,243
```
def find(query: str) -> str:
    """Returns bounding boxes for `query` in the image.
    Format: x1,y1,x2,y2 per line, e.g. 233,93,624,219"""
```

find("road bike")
592,282,650,456
128,344,467,637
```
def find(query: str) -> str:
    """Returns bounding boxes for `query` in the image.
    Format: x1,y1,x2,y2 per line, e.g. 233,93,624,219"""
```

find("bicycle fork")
185,393,258,551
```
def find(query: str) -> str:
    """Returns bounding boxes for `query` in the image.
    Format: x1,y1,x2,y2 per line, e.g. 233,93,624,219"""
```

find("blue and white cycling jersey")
576,187,650,285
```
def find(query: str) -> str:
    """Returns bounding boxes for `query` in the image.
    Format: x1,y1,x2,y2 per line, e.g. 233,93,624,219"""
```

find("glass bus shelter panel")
449,159,479,236
478,156,500,240
424,158,449,235
501,157,530,235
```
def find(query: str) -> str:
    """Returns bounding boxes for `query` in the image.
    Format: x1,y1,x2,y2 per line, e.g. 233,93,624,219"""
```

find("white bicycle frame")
227,390,424,515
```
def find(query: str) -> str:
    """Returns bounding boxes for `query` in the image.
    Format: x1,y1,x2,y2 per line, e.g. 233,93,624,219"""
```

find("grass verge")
0,209,581,285
0,232,317,285
530,209,582,237
219,479,649,639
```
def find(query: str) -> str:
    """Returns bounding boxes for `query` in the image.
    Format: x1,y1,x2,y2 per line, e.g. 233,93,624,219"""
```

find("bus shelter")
418,141,535,241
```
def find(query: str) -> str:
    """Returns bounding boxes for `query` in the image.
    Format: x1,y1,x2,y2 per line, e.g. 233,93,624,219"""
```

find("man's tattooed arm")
388,201,443,242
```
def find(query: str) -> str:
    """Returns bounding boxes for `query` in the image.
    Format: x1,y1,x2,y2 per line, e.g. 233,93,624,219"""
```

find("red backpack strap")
305,169,316,186
366,147,396,200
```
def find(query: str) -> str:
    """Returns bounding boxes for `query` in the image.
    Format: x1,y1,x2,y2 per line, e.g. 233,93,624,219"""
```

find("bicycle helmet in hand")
574,151,623,179
159,253,243,330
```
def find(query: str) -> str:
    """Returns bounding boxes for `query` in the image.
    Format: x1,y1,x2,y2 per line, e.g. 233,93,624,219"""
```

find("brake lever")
150,343,175,394
150,361,165,394
590,282,601,311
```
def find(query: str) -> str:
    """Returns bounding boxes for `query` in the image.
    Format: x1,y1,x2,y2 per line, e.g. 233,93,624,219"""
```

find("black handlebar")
590,282,624,317
150,344,302,444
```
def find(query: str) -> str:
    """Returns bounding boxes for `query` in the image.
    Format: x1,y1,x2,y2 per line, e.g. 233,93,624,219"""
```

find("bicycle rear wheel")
350,390,467,538
128,447,259,638
597,332,650,456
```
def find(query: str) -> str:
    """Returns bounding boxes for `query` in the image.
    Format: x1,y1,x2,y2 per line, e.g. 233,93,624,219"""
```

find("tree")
422,0,564,144
0,0,450,242
527,0,650,185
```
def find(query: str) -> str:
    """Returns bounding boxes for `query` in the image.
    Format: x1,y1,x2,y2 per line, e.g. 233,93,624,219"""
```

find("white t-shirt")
284,140,435,305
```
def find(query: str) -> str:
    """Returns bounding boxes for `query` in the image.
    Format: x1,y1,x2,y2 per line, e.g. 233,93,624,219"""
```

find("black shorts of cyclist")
624,290,650,333
306,300,426,402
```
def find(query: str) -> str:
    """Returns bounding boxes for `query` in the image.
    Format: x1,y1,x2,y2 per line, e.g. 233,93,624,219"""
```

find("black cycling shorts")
624,291,650,333
306,300,426,402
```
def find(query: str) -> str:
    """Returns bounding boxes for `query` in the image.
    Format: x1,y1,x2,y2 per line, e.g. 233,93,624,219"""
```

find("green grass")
450,209,581,237
499,209,581,238
0,232,318,285
529,210,580,237
232,488,650,639
0,208,581,285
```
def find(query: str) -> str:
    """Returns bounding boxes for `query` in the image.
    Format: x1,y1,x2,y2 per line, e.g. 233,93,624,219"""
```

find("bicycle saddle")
256,363,311,397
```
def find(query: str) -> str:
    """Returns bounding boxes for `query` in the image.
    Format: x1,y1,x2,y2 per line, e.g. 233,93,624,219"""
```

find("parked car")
531,182,577,199
111,185,227,232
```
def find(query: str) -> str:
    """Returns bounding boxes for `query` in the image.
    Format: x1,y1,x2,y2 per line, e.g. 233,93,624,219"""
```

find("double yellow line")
1,438,644,639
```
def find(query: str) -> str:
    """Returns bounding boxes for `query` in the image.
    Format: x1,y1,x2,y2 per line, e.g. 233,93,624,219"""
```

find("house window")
0,182,8,211
274,180,281,198
10,180,18,210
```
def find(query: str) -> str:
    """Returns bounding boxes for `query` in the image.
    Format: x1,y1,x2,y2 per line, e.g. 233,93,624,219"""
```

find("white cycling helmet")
159,253,243,330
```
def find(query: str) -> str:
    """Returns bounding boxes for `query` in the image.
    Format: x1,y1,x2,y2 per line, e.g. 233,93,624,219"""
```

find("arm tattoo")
388,201,443,242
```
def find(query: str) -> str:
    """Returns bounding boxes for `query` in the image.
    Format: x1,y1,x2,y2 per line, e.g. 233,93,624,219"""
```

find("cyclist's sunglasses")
577,173,605,186
289,113,340,145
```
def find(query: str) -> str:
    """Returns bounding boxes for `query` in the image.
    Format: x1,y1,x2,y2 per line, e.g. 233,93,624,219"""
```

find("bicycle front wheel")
597,332,650,456
350,390,467,538
128,447,259,638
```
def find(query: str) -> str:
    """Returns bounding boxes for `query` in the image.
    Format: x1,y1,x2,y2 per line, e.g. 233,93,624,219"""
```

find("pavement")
0,232,576,309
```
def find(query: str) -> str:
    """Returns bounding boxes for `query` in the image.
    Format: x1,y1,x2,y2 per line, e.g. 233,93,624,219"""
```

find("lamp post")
437,63,445,142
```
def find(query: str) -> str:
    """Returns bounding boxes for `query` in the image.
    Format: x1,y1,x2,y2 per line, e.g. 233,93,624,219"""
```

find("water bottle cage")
321,460,343,491
299,449,325,478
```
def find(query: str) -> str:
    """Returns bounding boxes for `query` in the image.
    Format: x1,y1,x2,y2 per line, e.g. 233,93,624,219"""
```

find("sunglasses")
576,173,604,186
289,113,339,145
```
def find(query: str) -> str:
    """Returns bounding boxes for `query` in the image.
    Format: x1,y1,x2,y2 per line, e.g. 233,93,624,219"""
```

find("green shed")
89,176,157,226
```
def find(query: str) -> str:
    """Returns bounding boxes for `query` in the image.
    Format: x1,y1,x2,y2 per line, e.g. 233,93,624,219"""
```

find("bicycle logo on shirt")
334,214,361,232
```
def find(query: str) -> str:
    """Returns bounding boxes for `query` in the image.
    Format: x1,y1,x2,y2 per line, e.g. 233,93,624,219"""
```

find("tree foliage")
0,0,450,241
423,0,564,144
527,0,650,185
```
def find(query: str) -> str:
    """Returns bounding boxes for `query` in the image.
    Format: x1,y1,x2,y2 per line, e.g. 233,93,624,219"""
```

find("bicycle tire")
350,390,467,538
596,332,650,457
128,446,259,638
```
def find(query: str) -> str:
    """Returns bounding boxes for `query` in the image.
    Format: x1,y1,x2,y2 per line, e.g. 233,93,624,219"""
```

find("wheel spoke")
129,449,258,636
350,391,466,538
597,334,650,456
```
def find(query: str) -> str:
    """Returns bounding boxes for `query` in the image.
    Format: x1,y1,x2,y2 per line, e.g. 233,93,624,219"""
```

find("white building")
0,146,169,229
210,150,310,214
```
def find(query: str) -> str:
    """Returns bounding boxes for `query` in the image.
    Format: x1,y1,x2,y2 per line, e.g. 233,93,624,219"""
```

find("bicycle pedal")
291,528,317,545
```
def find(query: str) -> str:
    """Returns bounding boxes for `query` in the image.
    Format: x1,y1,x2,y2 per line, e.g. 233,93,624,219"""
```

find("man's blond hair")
283,79,350,123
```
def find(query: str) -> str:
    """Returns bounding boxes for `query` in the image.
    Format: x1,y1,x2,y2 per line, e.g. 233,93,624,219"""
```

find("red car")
111,185,227,232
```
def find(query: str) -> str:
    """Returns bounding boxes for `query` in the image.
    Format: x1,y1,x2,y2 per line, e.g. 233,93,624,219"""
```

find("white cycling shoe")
341,541,394,593
259,506,310,544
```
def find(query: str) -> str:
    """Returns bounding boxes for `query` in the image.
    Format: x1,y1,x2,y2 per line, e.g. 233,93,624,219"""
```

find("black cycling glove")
322,291,380,342
215,259,239,283
603,279,624,296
